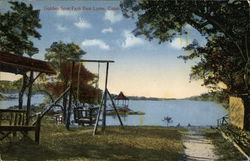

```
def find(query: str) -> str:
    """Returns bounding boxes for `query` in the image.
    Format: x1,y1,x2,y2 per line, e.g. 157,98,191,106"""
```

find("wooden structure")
229,96,246,129
115,91,129,108
0,109,41,143
0,51,56,144
68,59,124,135
74,107,98,126
0,51,56,75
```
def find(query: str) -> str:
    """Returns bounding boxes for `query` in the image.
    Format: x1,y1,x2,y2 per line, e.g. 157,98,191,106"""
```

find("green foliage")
204,128,246,160
188,91,229,109
45,41,86,70
121,0,248,43
0,79,45,94
0,80,20,92
220,125,250,156
0,1,41,56
179,35,246,95
44,41,100,104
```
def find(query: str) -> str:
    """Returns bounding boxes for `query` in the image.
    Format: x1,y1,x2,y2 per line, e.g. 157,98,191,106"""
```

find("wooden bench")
0,109,41,144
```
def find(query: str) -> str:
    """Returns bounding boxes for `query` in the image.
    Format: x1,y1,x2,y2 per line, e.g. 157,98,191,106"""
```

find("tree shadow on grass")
0,126,184,161
0,137,59,161
1,136,182,161
105,126,184,141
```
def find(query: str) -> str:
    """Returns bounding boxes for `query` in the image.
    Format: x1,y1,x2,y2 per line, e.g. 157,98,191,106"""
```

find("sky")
0,0,209,98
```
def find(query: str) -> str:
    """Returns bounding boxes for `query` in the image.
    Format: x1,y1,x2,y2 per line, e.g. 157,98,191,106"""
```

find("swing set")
60,59,124,135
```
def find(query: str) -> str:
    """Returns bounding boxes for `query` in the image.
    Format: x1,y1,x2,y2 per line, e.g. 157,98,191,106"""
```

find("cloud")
121,30,144,48
56,24,67,31
104,10,123,23
74,18,91,29
102,27,113,33
82,39,110,50
170,37,191,49
56,9,78,16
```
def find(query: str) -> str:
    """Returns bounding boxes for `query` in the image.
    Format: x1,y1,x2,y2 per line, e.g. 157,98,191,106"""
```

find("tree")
0,1,41,57
179,37,245,95
0,1,42,110
120,0,249,90
45,41,86,70
163,116,173,127
121,0,250,129
46,62,101,104
44,42,101,127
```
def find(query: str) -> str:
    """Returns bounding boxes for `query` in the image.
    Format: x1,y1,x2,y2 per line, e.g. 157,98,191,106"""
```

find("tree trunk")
243,60,250,130
62,93,68,123
66,62,74,130
26,71,33,125
18,74,28,109
62,81,68,123
241,95,250,130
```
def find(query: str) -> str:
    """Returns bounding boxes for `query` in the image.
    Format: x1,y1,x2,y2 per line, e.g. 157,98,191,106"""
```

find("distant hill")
127,96,176,101
184,91,229,109
109,93,176,101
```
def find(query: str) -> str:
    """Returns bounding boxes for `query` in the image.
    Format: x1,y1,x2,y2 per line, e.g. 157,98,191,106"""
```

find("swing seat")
74,107,98,126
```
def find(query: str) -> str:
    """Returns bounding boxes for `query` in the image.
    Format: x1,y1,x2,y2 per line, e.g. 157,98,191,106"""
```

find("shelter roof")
115,92,129,100
0,51,56,75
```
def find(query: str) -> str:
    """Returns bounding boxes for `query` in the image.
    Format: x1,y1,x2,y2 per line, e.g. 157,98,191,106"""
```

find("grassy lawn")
203,128,246,161
0,123,185,161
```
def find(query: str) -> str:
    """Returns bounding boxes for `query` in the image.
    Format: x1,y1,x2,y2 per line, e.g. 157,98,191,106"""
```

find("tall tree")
179,37,245,95
0,1,42,110
0,1,41,57
44,42,101,127
45,41,86,70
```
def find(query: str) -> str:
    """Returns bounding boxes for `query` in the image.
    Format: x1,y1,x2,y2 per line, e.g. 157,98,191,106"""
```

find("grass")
0,121,185,161
203,128,246,161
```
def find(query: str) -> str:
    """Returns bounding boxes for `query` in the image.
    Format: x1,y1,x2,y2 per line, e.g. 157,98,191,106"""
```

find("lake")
107,100,227,127
0,95,227,127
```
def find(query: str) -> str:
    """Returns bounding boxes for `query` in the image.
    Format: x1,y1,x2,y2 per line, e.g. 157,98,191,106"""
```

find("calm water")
106,100,227,127
0,94,45,109
0,95,227,126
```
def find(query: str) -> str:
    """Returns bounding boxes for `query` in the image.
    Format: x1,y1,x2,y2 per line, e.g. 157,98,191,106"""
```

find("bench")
0,109,41,144
74,107,98,126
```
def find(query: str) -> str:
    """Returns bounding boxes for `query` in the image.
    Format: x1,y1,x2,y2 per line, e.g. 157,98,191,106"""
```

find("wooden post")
35,114,41,144
26,71,33,125
93,95,105,135
19,74,28,109
66,62,75,130
102,62,109,131
107,90,124,128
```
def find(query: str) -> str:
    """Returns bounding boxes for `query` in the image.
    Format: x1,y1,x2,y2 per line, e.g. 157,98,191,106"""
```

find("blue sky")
0,1,209,98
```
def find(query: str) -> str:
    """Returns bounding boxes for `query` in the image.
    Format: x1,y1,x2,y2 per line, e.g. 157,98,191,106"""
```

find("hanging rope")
96,62,100,89
77,62,81,104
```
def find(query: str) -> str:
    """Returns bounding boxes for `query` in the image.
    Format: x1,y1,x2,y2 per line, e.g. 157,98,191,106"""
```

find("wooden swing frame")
68,59,124,135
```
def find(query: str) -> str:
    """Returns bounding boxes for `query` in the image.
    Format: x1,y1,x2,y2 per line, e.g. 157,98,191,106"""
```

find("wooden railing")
0,109,41,144
217,114,229,126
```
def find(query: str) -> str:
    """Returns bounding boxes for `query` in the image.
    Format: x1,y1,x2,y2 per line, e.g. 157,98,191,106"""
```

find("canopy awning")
0,51,56,75
115,92,129,100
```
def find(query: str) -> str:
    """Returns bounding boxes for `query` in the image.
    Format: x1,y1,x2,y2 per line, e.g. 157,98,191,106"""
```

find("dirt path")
182,127,220,161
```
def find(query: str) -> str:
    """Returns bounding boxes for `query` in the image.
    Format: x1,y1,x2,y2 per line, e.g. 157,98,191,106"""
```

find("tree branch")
246,34,249,59
194,12,247,62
